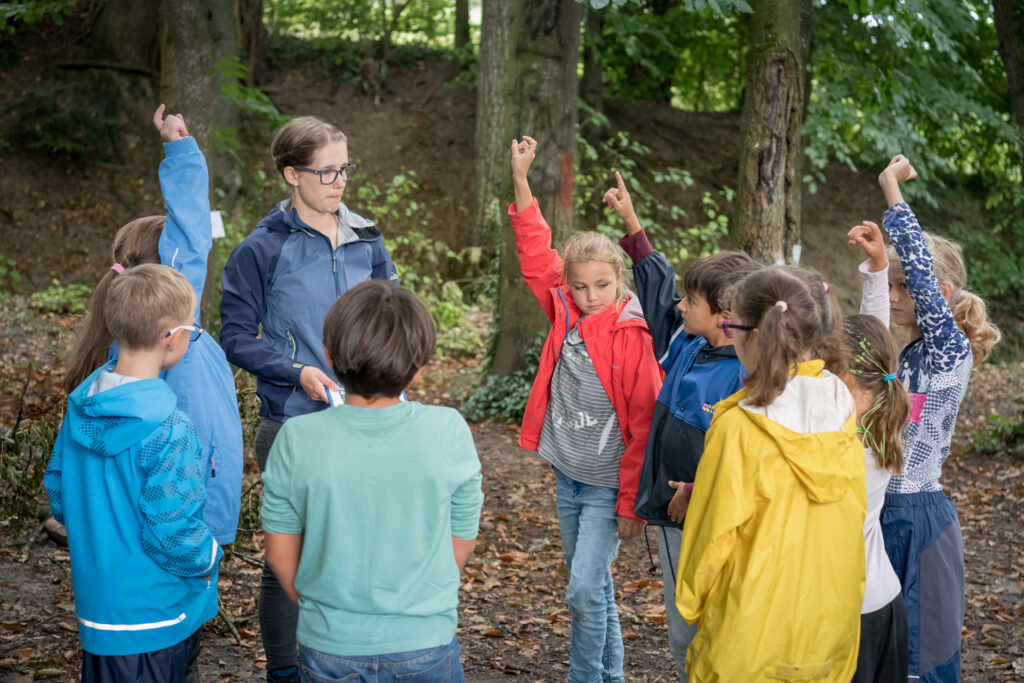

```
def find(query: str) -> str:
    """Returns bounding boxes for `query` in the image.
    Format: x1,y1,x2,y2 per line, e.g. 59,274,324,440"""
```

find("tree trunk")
994,0,1024,184
490,0,582,376
468,0,511,247
581,7,602,113
734,0,805,265
455,0,471,49
236,0,267,84
159,0,238,326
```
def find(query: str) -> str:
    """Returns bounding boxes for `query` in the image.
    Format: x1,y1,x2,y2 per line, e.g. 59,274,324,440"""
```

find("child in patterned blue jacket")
46,264,221,682
873,155,1001,683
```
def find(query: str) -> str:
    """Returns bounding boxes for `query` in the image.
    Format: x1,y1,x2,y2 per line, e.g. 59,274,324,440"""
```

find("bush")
0,406,62,534
970,397,1024,456
461,333,544,423
31,278,89,314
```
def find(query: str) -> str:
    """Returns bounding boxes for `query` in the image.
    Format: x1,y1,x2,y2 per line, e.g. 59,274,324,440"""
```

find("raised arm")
877,157,969,366
154,105,212,322
605,172,688,361
848,220,890,327
508,136,565,321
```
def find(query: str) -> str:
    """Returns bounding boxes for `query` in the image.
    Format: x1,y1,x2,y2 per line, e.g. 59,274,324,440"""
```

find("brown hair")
271,116,348,176
63,216,165,393
683,250,760,313
731,265,845,407
887,232,1001,365
562,232,627,302
104,264,195,350
841,314,908,474
323,281,436,399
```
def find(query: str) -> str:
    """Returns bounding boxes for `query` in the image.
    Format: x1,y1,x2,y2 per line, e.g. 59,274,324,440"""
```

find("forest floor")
0,295,1022,683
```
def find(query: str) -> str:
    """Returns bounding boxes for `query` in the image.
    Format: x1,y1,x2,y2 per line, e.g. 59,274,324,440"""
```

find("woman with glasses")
62,106,245,571
219,115,397,683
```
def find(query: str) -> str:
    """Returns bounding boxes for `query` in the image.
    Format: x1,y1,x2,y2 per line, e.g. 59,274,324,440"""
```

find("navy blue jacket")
621,232,746,528
220,200,398,422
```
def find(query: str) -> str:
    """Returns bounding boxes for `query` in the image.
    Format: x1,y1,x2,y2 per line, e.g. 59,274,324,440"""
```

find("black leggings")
255,418,298,673
851,593,909,683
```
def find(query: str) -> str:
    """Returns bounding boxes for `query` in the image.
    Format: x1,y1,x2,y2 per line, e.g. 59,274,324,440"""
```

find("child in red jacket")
508,136,661,682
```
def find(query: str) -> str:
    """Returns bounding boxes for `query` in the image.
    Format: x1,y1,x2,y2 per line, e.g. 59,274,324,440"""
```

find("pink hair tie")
822,281,829,292
110,263,125,274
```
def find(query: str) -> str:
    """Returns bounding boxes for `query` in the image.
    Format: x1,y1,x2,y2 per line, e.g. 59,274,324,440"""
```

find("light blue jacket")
108,137,244,544
45,365,221,655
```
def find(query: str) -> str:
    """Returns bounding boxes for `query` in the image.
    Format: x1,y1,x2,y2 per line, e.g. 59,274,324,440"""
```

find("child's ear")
938,280,955,301
718,308,731,322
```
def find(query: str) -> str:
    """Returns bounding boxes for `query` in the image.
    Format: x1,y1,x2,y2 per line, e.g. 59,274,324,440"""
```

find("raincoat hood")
67,366,178,457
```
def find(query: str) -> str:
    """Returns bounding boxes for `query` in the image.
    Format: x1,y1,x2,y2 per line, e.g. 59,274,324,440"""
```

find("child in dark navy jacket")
604,172,758,681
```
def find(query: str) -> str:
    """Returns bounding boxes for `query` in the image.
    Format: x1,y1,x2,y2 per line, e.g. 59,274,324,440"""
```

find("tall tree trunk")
490,0,582,376
159,0,238,326
237,0,267,84
994,0,1024,184
581,7,603,113
468,0,511,247
455,0,471,49
734,0,805,265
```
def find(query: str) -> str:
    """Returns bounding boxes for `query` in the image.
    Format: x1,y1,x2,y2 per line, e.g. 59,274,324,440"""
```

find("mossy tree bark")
490,0,581,376
734,0,807,265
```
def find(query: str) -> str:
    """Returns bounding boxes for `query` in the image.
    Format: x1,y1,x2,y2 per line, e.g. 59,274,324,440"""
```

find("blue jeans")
554,468,625,683
298,637,464,682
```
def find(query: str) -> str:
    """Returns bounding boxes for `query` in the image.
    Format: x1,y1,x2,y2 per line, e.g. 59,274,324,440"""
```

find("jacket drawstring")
643,524,659,574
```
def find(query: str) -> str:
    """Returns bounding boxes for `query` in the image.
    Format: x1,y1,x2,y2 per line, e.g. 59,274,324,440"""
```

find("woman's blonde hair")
562,232,627,302
64,217,166,393
888,232,1001,365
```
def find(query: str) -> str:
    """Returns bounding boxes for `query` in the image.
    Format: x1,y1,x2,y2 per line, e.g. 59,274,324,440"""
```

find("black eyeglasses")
720,321,756,339
165,324,205,342
293,163,358,185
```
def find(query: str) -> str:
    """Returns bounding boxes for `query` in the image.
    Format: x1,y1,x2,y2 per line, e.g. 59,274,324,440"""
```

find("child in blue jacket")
47,264,221,682
63,105,243,546
603,172,759,680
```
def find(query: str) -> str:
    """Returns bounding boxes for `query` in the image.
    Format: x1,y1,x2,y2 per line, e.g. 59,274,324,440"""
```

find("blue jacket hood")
67,368,178,456
260,198,380,237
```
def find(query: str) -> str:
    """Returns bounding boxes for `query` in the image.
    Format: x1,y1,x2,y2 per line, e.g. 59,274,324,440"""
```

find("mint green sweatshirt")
261,401,483,655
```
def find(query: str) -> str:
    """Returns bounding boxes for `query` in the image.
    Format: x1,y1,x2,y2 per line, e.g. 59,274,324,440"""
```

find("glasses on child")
292,163,358,185
720,321,756,339
166,324,205,342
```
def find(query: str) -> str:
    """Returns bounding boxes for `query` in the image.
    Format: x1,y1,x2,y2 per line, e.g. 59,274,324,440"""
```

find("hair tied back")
774,300,788,312
110,263,125,275
883,373,896,382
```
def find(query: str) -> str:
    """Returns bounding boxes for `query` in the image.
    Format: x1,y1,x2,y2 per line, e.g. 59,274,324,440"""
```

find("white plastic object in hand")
326,385,345,406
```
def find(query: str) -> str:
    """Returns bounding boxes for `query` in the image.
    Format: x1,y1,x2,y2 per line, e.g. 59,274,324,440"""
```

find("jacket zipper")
287,329,297,359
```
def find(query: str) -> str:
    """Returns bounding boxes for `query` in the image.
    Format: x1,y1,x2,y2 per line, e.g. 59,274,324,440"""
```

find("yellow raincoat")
676,361,867,682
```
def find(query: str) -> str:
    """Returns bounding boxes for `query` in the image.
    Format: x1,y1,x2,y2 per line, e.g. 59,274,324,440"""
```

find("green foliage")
0,407,61,534
2,80,120,158
0,253,19,301
1,0,73,33
265,0,456,50
970,397,1024,455
576,103,728,262
214,57,288,166
461,333,545,423
31,278,89,314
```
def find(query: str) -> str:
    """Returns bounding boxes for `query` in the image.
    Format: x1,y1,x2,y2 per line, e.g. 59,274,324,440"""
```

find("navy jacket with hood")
220,199,398,422
620,231,746,528
45,365,220,655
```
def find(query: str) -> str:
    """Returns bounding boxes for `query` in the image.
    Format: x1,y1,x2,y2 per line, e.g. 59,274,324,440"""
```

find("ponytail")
62,216,164,394
950,289,1001,365
842,315,908,474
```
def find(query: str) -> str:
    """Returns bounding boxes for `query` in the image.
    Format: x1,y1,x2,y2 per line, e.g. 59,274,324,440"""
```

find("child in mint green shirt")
262,281,483,680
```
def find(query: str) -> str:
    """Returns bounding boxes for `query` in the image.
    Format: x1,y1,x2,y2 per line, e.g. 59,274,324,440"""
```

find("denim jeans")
298,637,464,682
256,418,299,677
657,525,697,681
554,468,626,683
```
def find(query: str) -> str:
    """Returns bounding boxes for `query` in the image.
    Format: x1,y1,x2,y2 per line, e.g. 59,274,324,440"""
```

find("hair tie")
822,281,829,292
883,373,896,382
110,263,125,274
956,287,963,296
774,300,788,312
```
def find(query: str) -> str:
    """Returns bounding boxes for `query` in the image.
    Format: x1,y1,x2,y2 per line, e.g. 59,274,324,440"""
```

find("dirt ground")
0,293,1022,681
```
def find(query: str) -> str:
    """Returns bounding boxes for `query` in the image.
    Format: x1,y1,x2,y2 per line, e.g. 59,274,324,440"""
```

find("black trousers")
852,593,909,683
82,628,202,683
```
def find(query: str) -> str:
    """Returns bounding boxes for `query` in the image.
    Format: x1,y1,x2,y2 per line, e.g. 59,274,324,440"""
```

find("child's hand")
847,220,887,272
153,104,189,142
617,515,644,540
510,136,536,179
878,154,916,186
666,481,693,524
602,172,643,235
299,366,339,403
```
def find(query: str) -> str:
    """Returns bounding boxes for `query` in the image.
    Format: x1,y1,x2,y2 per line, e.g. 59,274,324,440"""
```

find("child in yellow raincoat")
676,266,867,682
